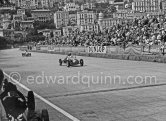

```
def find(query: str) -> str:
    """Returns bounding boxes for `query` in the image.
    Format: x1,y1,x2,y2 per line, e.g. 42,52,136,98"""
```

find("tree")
25,9,32,17
0,36,13,49
25,28,45,42
50,2,59,12
7,24,12,29
0,9,16,15
14,33,23,42
0,0,10,5
106,5,117,13
26,34,45,42
15,21,21,31
33,20,56,30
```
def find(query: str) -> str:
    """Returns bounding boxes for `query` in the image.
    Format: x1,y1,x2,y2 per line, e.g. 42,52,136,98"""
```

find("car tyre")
27,91,35,111
59,59,62,66
80,59,84,66
41,109,49,121
67,60,70,67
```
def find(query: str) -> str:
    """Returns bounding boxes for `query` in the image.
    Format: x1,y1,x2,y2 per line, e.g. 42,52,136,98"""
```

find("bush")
0,36,13,49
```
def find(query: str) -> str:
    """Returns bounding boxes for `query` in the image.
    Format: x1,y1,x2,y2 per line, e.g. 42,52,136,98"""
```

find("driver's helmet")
9,91,18,97
68,53,71,56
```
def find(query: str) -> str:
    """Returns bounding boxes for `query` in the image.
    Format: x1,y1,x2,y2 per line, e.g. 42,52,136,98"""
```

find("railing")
21,44,165,55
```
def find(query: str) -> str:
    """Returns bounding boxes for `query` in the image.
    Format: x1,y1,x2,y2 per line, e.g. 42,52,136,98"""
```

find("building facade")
63,26,79,36
113,0,125,10
54,11,69,28
126,12,147,19
31,9,52,22
13,14,24,29
52,29,62,37
77,10,96,26
40,0,50,8
80,3,95,10
161,0,166,12
20,20,34,30
37,29,62,39
80,24,99,33
96,0,108,3
132,0,162,12
10,0,54,9
69,12,77,26
11,0,38,8
98,12,123,32
64,3,79,11
38,29,51,38
17,9,25,15
113,10,128,18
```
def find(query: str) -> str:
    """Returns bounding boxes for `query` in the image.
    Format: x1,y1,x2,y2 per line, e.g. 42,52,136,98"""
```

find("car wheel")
80,59,84,66
67,60,70,67
59,59,62,66
41,109,49,121
27,91,35,111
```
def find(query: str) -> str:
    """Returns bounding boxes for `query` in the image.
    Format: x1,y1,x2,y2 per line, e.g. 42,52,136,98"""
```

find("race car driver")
64,53,72,61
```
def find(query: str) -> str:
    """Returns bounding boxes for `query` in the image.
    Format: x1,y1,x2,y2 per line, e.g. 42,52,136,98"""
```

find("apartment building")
77,10,96,26
54,11,69,28
31,9,52,22
132,0,162,12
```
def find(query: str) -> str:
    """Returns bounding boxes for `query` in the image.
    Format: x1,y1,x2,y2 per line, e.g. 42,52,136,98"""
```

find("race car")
59,55,84,67
22,52,31,57
1,79,49,121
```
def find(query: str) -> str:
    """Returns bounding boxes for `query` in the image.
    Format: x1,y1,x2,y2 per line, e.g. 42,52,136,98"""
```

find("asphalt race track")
1,48,166,121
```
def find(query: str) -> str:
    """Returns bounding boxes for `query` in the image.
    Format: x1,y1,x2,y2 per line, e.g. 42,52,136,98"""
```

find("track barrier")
20,45,166,63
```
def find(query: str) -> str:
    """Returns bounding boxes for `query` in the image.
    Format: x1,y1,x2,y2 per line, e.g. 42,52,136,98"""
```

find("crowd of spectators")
39,15,166,48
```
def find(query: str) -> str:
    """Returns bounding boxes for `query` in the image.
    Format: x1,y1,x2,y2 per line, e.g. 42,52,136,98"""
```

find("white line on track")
4,72,80,121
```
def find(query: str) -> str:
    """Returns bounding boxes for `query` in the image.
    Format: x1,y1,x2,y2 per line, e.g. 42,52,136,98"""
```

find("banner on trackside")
87,46,107,53
48,45,55,52
19,46,28,51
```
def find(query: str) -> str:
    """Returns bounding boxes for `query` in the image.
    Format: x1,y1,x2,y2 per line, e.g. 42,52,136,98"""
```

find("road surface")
1,48,166,121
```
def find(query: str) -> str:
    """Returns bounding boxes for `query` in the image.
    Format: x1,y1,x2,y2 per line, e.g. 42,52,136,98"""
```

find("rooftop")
21,20,34,23
31,9,51,12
